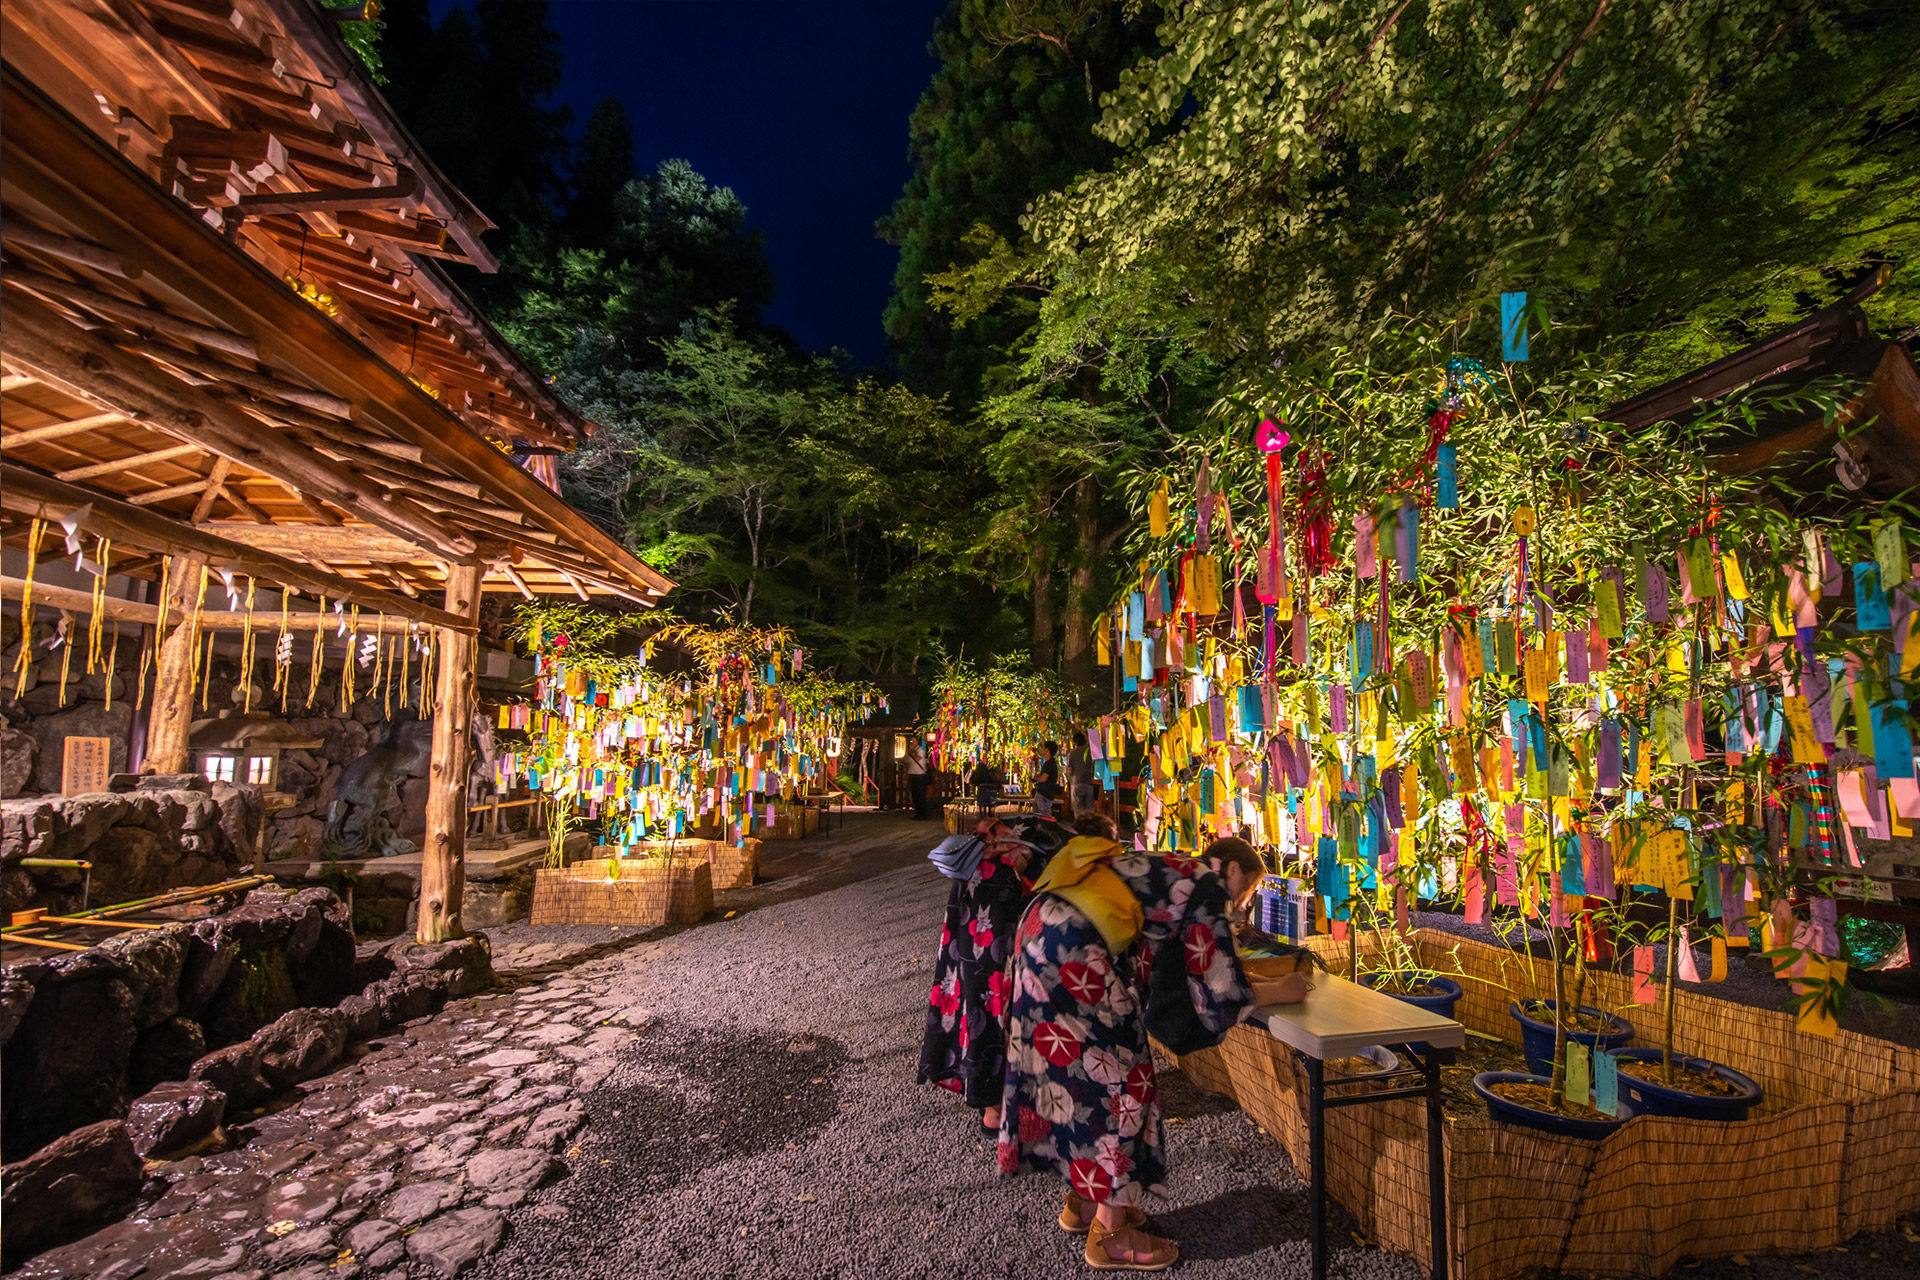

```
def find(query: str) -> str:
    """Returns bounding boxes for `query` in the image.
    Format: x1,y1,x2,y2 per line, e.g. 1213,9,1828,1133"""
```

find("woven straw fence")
1167,927,1920,1279
628,838,759,890
528,861,714,927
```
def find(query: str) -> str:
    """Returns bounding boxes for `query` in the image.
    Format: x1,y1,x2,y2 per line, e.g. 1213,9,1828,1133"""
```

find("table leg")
1425,1051,1448,1280
1306,1053,1326,1280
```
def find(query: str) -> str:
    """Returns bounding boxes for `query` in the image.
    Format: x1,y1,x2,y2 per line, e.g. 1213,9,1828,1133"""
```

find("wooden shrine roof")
0,0,674,615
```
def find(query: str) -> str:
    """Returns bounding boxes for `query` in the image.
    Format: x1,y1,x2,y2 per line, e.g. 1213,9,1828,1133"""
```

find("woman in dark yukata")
917,813,1074,1131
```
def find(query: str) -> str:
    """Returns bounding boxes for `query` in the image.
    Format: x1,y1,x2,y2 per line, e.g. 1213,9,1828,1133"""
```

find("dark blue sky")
543,0,950,368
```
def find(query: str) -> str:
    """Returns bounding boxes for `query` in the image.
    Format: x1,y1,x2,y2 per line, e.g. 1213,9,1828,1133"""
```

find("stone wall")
0,776,259,915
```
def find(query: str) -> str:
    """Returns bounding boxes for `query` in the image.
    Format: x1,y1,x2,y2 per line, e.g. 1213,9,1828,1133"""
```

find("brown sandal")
1058,1193,1146,1235
1085,1221,1179,1271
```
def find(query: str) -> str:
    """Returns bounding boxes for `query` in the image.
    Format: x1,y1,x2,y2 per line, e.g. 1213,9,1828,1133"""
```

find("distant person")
1033,741,1062,820
974,760,1005,816
904,737,930,820
1068,740,1097,819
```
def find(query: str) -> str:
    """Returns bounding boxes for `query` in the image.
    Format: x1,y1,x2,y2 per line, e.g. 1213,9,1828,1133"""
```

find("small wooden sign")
61,736,111,795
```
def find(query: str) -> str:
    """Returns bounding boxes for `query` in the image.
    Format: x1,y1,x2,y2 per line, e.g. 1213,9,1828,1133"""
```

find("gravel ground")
18,813,1919,1279
467,811,1410,1280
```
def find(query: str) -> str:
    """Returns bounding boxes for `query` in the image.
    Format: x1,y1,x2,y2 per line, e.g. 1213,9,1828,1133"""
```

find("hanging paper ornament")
1255,418,1290,604
1149,480,1170,538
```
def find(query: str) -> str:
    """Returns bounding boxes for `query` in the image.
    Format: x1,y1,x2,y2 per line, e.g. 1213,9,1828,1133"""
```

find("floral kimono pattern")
996,851,1251,1206
917,826,1052,1108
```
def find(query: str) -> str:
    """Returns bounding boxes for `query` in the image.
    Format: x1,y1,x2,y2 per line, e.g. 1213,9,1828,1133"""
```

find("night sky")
529,1,950,369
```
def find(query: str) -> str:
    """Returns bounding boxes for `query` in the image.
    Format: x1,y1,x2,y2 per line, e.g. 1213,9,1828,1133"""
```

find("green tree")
882,1,1171,683
1015,0,1918,377
567,99,641,248
503,160,775,373
880,0,1158,410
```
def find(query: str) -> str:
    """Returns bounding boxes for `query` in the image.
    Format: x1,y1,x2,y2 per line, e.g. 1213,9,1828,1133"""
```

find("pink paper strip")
1632,946,1656,1003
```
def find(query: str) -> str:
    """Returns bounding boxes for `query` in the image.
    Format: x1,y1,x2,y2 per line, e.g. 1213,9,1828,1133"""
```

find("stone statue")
321,717,433,858
466,711,504,843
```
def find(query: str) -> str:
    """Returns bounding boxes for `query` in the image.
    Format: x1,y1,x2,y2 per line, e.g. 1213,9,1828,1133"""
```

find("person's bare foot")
982,1105,1001,1129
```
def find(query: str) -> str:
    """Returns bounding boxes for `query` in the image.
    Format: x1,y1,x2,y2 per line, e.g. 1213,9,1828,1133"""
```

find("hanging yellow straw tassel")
382,621,397,721
341,605,361,711
14,518,43,698
276,590,292,712
308,594,327,708
105,603,121,713
399,621,411,710
417,628,433,713
57,610,74,707
190,564,209,710
240,577,257,713
138,555,173,712
87,536,109,675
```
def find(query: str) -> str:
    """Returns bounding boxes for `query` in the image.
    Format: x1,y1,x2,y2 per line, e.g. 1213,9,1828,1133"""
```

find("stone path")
15,812,1920,1280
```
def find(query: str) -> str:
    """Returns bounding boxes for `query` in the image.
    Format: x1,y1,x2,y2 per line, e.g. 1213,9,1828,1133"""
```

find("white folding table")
1254,975,1466,1280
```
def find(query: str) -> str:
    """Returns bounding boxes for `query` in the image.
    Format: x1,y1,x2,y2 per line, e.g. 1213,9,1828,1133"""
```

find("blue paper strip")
1593,1049,1620,1116
1501,291,1529,362
1856,562,1892,631
1436,441,1459,510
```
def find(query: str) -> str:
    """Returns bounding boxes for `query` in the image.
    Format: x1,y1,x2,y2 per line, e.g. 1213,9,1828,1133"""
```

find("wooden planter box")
1166,929,1920,1280
528,859,713,927
758,807,820,840
628,838,759,890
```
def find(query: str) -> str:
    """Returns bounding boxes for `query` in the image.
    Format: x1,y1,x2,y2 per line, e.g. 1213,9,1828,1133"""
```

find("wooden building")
0,0,673,941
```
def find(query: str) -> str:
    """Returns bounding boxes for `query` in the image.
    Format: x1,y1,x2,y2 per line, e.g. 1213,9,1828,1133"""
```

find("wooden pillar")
418,563,482,944
144,552,206,775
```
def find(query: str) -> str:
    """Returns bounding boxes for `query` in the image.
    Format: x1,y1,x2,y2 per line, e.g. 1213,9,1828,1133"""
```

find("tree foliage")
1016,0,1918,376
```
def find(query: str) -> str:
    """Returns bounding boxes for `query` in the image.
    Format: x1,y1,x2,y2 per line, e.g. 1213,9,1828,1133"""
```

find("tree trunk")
144,553,207,774
417,563,482,944
1062,477,1099,688
1032,568,1056,671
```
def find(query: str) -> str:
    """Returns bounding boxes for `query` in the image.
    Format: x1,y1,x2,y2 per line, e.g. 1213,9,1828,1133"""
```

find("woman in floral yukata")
997,835,1283,1271
917,814,1069,1130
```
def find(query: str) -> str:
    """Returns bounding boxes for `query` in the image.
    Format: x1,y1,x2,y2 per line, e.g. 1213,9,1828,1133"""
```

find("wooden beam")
127,476,221,507
292,491,344,527
2,223,140,280
57,442,200,482
0,465,474,632
112,334,353,419
2,411,129,448
198,521,449,561
1,287,479,559
418,562,481,943
0,576,155,623
1,261,259,362
234,165,422,216
190,457,234,522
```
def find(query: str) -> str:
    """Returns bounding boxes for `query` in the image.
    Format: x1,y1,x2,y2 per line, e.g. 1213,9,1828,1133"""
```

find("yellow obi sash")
1030,835,1144,956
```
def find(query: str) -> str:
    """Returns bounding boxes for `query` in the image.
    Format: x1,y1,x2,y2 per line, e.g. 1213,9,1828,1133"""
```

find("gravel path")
465,812,1404,1280
16,812,1919,1280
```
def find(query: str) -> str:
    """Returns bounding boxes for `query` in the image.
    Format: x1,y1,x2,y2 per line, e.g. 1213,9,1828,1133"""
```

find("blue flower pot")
1359,972,1463,1054
1609,1048,1763,1121
1473,1070,1638,1139
1509,1001,1635,1075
